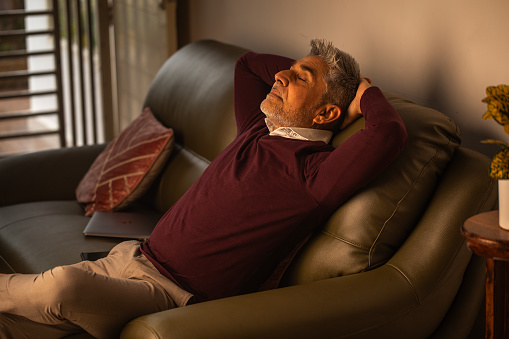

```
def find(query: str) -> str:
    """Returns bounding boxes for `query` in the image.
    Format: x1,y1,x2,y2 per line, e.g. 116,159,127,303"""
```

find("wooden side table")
462,210,509,339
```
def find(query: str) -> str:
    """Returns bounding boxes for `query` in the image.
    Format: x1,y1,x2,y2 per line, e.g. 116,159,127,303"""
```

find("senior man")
0,39,407,338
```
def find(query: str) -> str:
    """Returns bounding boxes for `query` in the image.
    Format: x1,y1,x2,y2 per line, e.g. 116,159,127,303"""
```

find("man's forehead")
291,56,328,76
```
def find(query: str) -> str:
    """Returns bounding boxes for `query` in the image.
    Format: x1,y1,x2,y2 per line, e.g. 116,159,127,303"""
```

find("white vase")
499,179,509,230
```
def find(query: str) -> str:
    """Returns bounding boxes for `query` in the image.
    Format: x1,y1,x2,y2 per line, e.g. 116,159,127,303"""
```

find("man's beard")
260,97,283,123
260,97,313,128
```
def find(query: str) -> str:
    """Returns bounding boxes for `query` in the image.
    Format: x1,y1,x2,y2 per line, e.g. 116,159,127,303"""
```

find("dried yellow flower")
482,84,509,134
489,147,509,179
482,139,509,179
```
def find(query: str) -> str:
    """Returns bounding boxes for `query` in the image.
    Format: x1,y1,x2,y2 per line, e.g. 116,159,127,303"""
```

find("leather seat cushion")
0,201,122,274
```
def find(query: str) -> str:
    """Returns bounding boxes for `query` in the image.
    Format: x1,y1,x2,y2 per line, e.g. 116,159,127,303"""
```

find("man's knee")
33,266,91,310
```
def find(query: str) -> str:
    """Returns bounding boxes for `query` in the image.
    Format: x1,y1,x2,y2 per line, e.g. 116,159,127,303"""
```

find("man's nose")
275,70,290,86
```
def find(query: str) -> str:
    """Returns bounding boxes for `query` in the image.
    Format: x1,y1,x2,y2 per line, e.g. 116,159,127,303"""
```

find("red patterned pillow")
76,107,174,216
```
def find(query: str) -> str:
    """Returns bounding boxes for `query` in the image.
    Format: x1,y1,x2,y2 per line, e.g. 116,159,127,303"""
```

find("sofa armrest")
121,257,485,339
0,144,105,206
121,268,421,339
121,253,487,339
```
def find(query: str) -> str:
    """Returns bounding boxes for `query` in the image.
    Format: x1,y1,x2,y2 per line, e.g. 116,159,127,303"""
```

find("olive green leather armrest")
122,256,485,339
0,144,105,206
119,249,475,339
121,268,420,339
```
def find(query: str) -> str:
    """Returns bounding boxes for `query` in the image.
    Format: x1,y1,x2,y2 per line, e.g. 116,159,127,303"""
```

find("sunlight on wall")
184,0,509,156
113,0,177,132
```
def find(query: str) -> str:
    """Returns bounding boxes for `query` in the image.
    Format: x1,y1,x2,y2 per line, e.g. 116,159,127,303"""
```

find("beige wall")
114,0,177,132
181,0,509,156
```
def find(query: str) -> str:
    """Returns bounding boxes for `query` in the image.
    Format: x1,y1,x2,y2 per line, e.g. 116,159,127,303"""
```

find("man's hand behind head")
341,77,372,129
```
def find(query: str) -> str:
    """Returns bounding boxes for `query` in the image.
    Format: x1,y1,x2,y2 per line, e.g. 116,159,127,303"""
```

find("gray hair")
309,39,360,131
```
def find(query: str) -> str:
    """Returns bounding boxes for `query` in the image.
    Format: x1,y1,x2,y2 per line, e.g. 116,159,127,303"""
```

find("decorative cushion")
76,108,174,216
282,92,461,285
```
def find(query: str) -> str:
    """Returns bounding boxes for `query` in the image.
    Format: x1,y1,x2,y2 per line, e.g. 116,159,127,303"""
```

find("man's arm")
341,77,372,129
234,52,294,135
307,84,408,211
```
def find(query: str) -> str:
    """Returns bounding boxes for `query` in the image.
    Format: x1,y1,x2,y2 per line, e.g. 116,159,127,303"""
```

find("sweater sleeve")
306,87,408,211
234,52,294,135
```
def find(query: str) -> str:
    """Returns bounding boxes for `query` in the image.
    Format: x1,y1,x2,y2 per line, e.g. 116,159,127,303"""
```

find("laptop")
83,211,162,240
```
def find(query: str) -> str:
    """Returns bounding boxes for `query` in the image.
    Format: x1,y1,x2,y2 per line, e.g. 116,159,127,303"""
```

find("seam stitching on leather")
127,319,162,339
426,239,467,301
476,174,496,214
0,255,16,273
385,263,421,304
340,279,422,338
369,138,452,267
321,230,370,251
342,234,470,338
390,153,495,303
0,210,79,232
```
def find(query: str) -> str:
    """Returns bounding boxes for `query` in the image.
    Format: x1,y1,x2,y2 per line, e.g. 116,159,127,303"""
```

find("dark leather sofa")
0,40,496,338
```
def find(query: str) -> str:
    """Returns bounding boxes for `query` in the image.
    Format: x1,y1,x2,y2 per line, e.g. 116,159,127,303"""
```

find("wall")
179,0,509,156
114,0,177,131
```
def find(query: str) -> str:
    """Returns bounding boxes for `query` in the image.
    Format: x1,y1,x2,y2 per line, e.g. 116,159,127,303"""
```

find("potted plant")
482,84,509,230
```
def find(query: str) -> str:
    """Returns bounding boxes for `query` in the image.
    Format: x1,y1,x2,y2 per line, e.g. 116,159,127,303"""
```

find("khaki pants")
0,240,193,339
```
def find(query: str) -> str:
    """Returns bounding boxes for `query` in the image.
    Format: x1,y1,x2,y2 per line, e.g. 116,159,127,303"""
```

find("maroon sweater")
141,52,407,302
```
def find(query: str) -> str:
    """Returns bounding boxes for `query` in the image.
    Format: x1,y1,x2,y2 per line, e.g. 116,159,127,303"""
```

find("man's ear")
312,104,341,126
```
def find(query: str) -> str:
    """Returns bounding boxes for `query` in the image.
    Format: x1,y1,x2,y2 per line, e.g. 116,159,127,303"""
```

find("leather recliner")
0,40,496,338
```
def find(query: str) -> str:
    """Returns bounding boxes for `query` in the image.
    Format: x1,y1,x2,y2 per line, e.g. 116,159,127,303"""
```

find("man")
0,39,407,338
